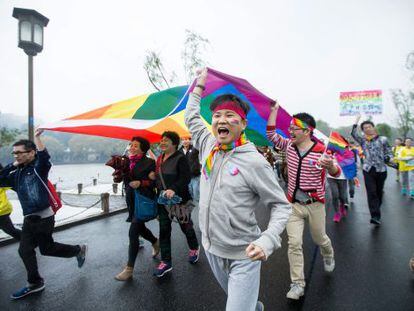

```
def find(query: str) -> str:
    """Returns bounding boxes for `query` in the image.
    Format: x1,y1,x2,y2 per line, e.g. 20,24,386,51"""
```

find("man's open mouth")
218,127,230,137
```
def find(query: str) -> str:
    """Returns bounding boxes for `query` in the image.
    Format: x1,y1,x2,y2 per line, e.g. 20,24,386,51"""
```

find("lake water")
49,163,115,190
1,163,126,239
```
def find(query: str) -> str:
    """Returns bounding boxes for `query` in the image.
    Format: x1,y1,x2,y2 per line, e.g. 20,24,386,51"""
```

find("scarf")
202,132,248,179
129,153,144,171
365,134,378,142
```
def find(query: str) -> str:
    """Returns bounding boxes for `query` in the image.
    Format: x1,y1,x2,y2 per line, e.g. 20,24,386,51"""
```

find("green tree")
334,125,353,141
376,123,392,139
42,136,66,163
0,127,20,147
68,135,127,163
390,51,414,139
315,119,331,136
0,145,12,164
390,88,414,139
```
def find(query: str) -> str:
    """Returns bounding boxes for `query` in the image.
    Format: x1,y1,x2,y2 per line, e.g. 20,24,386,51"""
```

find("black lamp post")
12,8,49,141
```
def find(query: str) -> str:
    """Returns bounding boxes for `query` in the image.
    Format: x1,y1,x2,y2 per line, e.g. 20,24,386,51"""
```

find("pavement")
0,169,413,311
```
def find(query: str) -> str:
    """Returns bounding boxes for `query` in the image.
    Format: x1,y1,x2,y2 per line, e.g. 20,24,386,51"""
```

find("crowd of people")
1,68,413,309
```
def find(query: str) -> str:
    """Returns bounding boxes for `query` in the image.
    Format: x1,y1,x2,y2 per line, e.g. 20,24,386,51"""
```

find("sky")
0,0,413,129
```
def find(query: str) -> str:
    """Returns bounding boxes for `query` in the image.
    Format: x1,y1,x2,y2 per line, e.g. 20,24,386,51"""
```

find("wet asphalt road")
1,169,413,311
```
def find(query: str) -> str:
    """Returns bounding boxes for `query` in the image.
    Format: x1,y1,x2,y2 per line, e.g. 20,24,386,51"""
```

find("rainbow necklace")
203,132,248,179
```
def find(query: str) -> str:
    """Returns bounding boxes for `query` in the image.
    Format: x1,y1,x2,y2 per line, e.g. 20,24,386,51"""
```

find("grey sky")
1,0,413,129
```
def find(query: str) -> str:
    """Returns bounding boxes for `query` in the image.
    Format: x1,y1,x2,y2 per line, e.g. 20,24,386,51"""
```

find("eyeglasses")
11,151,31,155
288,126,306,132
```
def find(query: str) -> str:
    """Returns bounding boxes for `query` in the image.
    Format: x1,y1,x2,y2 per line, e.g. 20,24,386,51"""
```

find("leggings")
127,220,157,267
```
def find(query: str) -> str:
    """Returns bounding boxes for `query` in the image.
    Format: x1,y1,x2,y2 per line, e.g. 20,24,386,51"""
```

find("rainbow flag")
41,68,326,145
41,86,190,142
335,149,357,179
326,131,348,155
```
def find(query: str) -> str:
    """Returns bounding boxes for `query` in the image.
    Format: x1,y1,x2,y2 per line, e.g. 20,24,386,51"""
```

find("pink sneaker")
340,204,347,217
333,212,341,223
188,247,200,264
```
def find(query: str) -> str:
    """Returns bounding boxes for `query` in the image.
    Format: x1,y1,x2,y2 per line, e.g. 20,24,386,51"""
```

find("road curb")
0,207,127,247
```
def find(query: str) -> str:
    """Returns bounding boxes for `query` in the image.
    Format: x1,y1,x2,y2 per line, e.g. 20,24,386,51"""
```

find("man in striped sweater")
267,101,341,300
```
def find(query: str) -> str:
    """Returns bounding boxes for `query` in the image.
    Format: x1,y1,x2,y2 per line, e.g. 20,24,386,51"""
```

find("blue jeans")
189,176,200,203
401,170,414,194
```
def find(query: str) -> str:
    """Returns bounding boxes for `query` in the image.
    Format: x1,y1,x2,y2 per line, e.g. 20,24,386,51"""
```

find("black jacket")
178,145,201,177
156,151,192,203
124,156,156,218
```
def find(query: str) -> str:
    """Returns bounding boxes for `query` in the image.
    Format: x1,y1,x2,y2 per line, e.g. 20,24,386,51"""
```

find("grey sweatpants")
205,250,262,311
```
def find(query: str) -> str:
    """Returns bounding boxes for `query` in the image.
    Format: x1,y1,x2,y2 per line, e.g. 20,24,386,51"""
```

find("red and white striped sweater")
266,126,340,203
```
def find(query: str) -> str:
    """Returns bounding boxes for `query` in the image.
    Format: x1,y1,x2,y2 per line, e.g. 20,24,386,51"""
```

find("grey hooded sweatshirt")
184,93,292,260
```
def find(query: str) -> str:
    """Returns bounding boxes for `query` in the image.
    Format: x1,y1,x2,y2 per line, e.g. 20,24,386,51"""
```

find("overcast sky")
1,0,413,128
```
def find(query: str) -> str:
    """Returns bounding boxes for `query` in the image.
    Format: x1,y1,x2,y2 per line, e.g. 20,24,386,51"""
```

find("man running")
0,129,87,300
185,69,291,310
267,101,340,300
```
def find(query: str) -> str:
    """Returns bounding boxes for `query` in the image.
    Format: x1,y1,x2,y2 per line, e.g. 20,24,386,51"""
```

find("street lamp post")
12,8,49,141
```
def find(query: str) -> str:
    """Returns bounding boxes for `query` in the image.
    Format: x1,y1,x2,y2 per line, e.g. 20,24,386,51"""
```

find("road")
1,169,413,310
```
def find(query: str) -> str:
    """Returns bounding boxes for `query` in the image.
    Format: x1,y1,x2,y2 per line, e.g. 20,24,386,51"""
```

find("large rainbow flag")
41,85,190,143
41,68,326,145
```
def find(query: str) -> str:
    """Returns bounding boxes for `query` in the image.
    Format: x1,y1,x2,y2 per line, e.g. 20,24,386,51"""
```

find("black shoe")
126,216,132,222
76,244,88,268
370,218,381,226
11,281,45,300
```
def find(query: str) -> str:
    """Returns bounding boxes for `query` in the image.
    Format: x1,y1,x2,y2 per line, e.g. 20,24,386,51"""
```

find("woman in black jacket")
115,136,159,281
153,131,199,278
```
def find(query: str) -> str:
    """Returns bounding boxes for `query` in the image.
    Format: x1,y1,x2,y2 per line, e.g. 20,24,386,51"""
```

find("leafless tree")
143,51,176,91
143,30,210,91
182,29,210,84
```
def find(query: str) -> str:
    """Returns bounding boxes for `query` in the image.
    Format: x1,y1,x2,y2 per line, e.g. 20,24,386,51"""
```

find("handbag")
158,159,194,224
134,190,157,221
34,169,62,214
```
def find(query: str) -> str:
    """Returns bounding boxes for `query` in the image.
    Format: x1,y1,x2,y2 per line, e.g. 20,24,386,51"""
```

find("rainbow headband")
291,117,314,131
213,101,246,120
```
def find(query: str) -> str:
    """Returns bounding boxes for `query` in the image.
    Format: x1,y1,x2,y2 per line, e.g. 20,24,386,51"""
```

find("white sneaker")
323,257,335,272
286,283,305,300
139,237,145,248
256,301,264,311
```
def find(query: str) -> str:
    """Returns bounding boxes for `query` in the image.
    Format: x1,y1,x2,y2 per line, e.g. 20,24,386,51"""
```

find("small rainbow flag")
326,131,348,155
